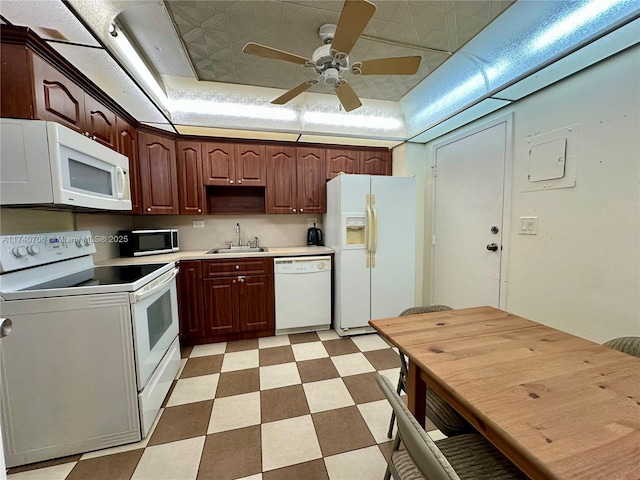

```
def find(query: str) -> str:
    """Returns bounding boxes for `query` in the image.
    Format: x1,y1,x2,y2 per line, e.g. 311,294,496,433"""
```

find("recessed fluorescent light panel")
402,0,639,139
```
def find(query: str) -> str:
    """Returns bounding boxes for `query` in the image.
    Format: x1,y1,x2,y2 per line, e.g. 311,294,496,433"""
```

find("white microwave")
0,119,132,211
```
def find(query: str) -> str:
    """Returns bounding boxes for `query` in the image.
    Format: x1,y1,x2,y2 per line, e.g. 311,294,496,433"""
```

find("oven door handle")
132,267,179,303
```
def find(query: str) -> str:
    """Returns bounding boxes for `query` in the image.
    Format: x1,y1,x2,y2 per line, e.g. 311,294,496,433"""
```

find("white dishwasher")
274,256,332,335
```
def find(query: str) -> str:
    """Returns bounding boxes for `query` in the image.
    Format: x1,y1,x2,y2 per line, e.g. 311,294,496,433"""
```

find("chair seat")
390,449,428,480
436,434,527,480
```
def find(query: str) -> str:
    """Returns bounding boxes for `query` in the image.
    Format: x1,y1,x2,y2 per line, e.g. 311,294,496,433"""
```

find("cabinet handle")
232,279,236,283
92,135,97,140
235,265,240,270
300,208,304,212
229,180,234,184
293,208,297,213
238,276,245,283
146,207,151,212
238,180,242,184
197,208,202,213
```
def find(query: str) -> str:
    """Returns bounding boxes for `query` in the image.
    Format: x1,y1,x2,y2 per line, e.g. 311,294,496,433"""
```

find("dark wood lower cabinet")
177,260,205,344
178,258,275,345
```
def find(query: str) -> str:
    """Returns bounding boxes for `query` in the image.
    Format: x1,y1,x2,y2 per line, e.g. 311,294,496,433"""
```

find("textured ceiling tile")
151,0,509,101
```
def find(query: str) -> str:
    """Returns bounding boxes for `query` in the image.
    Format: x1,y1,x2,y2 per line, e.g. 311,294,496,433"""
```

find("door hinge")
432,167,437,177
432,235,436,246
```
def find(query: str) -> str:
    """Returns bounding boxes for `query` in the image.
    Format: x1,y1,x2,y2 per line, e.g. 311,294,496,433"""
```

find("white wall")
422,46,640,342
132,214,316,251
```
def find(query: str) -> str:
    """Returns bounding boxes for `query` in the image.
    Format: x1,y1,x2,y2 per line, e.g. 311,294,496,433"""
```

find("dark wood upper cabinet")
266,146,326,214
326,149,359,179
177,141,205,215
203,142,266,186
32,55,85,133
115,117,141,214
83,94,116,149
203,142,234,185
297,147,326,214
236,144,266,186
138,131,179,214
266,145,297,214
0,42,35,119
360,150,392,176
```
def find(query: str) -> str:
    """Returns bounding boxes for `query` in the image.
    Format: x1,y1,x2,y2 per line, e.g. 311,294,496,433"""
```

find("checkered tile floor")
7,330,442,480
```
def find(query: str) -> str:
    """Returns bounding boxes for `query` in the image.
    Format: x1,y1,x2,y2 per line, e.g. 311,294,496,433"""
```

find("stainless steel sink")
206,247,266,254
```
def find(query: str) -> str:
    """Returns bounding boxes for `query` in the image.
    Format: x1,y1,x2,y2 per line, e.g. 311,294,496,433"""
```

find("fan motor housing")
312,44,348,70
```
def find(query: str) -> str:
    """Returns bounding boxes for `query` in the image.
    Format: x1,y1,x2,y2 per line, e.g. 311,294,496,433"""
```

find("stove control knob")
27,245,40,255
12,246,28,258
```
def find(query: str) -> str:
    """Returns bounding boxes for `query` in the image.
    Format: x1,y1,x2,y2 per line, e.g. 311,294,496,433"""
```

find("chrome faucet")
236,223,241,246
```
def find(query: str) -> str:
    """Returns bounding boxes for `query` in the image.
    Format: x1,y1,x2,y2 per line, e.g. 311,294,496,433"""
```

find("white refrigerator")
324,174,416,336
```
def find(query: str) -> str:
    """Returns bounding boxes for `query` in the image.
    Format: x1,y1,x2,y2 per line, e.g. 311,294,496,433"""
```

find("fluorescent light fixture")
169,98,297,122
108,22,168,110
302,111,403,131
531,0,622,52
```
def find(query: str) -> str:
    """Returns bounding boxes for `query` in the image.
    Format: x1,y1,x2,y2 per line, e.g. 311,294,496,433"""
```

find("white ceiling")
0,0,637,144
142,0,514,102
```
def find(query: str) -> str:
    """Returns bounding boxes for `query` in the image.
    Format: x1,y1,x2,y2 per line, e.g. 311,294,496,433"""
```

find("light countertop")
96,246,334,266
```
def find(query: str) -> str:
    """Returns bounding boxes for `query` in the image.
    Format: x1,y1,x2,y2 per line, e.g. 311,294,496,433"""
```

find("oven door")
130,267,180,389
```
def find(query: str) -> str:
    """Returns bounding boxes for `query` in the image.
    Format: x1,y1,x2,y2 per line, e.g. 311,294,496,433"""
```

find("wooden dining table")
369,306,640,480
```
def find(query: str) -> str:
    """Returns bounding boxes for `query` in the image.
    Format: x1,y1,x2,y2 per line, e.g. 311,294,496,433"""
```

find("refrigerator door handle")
366,193,372,268
372,195,378,268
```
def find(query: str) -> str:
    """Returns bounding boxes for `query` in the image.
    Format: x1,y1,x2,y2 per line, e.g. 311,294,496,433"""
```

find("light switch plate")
192,220,205,228
308,217,318,228
519,216,538,235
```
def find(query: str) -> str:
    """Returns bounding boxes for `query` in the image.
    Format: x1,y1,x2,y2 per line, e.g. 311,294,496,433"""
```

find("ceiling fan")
242,0,421,112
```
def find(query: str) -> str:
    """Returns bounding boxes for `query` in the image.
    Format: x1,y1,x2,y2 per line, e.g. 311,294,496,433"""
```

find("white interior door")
432,118,510,309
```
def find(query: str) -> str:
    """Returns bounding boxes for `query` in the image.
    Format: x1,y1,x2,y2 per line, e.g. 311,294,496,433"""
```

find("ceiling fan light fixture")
323,68,341,86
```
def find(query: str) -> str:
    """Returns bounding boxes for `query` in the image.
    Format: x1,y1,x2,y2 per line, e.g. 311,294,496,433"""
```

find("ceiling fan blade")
272,82,315,105
243,42,310,65
331,0,376,56
356,56,422,75
334,83,362,112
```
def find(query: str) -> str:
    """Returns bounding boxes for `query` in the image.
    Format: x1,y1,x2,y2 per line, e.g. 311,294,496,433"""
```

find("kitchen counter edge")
96,246,335,266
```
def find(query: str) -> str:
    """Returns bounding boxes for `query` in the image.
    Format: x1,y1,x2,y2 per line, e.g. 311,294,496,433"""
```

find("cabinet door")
203,277,237,336
177,261,205,342
266,145,297,214
138,131,179,214
0,43,35,119
177,141,205,215
297,147,326,214
326,149,359,179
203,142,234,185
84,95,116,149
237,275,274,331
115,117,142,214
32,55,84,133
235,144,266,186
360,150,392,176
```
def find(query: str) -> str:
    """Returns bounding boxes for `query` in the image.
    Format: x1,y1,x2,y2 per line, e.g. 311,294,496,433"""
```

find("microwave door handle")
116,166,125,199
133,267,179,303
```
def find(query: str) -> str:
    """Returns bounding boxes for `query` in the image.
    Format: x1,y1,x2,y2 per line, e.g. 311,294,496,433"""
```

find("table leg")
407,358,427,429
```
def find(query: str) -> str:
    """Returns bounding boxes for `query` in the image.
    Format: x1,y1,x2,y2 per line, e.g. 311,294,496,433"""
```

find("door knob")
486,243,499,251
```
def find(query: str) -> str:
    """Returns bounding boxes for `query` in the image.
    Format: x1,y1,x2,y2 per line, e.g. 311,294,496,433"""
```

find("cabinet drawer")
203,258,273,277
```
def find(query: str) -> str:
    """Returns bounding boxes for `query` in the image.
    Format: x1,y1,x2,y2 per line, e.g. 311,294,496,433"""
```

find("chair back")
603,336,640,358
376,373,460,480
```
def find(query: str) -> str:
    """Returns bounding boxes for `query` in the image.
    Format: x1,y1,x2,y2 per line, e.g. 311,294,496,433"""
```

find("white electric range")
0,231,181,468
